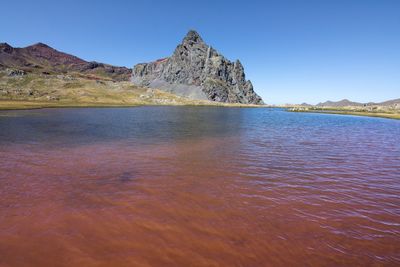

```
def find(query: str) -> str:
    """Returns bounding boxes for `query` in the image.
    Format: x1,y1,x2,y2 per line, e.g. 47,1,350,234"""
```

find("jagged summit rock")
183,30,203,43
131,30,264,104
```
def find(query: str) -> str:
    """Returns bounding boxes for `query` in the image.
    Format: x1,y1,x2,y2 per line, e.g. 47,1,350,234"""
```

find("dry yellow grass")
0,72,264,110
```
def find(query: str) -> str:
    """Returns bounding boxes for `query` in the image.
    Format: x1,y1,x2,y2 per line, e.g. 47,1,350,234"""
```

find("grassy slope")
0,72,262,110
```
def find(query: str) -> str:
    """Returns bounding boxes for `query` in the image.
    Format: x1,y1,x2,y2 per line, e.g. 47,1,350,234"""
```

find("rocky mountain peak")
23,42,87,65
131,30,263,104
31,42,51,48
25,42,54,52
182,30,204,45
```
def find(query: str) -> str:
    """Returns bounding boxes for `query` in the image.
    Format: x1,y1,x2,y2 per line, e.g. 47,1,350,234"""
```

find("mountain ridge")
316,98,400,107
0,42,131,81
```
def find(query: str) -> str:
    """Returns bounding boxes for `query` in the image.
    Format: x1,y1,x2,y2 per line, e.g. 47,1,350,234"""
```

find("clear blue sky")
1,0,399,104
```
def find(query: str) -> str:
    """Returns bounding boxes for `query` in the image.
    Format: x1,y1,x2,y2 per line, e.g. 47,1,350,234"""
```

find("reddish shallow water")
0,107,399,266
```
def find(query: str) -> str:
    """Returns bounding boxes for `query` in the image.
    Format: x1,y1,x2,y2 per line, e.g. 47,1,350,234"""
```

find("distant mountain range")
316,98,400,107
0,42,131,81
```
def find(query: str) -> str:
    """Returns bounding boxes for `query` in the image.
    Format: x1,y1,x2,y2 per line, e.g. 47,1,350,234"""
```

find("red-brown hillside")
0,42,131,81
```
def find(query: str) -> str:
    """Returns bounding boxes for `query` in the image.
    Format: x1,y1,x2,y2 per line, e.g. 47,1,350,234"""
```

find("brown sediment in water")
1,138,399,266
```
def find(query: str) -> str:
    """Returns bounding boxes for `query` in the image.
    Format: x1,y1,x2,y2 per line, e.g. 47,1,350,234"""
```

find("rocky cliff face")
132,30,263,104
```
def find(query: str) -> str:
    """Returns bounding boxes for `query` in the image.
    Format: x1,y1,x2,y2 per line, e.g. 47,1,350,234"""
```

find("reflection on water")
0,107,247,146
0,107,399,266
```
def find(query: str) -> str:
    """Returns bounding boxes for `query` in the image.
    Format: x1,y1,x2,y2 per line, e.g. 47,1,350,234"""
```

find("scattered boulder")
6,68,26,77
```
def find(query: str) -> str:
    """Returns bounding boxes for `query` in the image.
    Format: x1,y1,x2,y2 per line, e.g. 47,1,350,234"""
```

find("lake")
0,107,399,266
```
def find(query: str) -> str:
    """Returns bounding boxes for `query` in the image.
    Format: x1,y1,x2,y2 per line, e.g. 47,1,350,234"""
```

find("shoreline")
0,100,266,111
288,108,400,120
2,100,399,121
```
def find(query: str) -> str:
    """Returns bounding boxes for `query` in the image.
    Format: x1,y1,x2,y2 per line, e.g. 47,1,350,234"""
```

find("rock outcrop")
131,30,263,104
